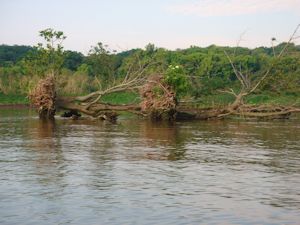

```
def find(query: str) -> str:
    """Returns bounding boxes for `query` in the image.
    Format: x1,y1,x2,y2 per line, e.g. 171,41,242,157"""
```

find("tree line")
0,34,299,101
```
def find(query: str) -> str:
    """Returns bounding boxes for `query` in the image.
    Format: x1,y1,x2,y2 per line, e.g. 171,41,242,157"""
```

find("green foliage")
100,91,140,104
197,76,229,96
85,42,116,83
1,31,300,106
116,44,164,81
261,56,300,93
63,50,84,71
0,93,28,104
164,65,189,97
76,63,91,74
21,48,49,76
22,28,66,77
0,45,32,66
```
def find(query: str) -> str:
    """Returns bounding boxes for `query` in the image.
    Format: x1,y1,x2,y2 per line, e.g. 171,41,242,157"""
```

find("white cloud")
167,0,300,17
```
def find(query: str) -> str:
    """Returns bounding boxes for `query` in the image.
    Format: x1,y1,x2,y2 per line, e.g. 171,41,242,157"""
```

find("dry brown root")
29,75,56,119
140,75,177,120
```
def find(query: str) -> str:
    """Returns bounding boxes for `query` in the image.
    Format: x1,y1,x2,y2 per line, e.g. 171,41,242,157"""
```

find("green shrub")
164,65,190,98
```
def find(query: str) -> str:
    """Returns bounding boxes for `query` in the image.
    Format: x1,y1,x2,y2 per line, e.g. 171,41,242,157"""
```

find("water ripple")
0,109,300,224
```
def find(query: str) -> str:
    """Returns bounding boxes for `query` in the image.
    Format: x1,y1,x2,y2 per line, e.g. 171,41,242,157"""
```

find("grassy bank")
1,92,299,107
100,92,140,104
180,93,300,108
0,93,29,105
245,93,300,106
0,92,140,106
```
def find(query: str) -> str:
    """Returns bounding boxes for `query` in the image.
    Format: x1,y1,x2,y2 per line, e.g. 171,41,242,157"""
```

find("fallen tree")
29,26,300,121
29,55,177,121
56,74,177,121
29,71,300,121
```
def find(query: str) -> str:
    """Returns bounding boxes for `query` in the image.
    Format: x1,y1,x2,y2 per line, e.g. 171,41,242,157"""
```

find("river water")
0,108,299,225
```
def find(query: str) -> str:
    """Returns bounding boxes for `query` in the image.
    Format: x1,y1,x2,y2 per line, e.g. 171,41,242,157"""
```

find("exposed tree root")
29,75,56,119
140,75,177,120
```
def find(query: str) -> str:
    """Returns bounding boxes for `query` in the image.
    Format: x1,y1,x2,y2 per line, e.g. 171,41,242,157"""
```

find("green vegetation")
0,29,299,107
0,45,32,66
2,92,297,107
100,92,140,105
0,93,28,104
188,93,300,108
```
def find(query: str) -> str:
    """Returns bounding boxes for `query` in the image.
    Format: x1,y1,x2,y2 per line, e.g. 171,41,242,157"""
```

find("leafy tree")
22,28,66,77
85,42,116,85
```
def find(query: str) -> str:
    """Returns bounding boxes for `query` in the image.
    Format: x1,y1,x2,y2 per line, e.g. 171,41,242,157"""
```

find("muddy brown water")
0,108,300,224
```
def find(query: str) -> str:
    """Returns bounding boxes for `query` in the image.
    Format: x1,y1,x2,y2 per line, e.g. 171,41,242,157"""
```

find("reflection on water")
0,108,300,225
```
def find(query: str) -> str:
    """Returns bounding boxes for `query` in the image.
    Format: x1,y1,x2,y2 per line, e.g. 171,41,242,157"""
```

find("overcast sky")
0,0,299,54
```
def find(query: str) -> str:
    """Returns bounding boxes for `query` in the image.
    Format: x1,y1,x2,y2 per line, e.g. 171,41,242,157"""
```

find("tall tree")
23,28,66,77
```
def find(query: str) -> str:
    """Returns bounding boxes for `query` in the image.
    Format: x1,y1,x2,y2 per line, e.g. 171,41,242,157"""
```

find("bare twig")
233,30,247,56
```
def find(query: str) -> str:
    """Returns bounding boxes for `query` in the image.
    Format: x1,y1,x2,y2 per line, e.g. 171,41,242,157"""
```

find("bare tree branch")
224,50,245,89
278,24,300,58
249,24,300,94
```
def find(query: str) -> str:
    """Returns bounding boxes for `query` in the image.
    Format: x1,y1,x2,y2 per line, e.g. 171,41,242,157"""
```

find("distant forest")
0,42,299,100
